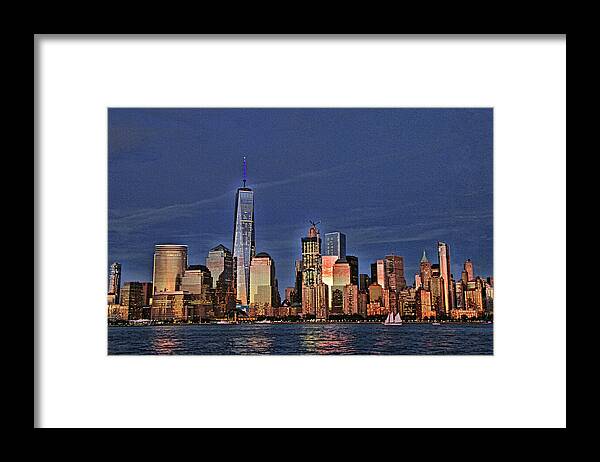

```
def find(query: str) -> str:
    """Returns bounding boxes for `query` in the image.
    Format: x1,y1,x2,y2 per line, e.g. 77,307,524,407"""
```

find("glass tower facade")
108,261,122,304
324,232,346,259
152,244,188,294
232,187,255,306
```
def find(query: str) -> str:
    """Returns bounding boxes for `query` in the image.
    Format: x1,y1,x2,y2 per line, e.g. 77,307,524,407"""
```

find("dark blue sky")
109,108,493,291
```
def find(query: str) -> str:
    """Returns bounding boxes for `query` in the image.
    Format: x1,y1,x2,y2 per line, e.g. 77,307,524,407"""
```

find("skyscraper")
385,254,407,291
206,244,236,314
301,222,328,319
206,244,234,290
232,157,255,306
346,255,359,286
120,281,144,320
249,252,278,315
321,255,338,309
152,245,188,294
324,232,346,259
374,259,387,289
294,259,303,305
464,259,474,282
180,265,212,295
331,258,351,314
108,261,122,304
359,273,370,292
420,250,432,290
437,241,452,314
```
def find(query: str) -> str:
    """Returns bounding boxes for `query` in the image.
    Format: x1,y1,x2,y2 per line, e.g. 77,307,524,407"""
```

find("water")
108,323,493,355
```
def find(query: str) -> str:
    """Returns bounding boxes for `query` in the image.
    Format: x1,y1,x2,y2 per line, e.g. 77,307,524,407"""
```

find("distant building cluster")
108,160,493,323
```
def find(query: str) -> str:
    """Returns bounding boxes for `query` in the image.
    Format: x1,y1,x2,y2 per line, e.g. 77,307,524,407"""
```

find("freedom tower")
232,157,256,307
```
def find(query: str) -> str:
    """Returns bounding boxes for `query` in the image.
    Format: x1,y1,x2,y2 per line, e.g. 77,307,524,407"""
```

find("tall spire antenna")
242,156,247,187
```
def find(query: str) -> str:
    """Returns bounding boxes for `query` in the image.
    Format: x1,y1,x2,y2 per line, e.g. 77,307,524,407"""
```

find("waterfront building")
181,265,213,296
324,232,346,259
484,279,494,316
437,242,452,314
333,259,351,286
367,300,384,317
385,255,407,291
140,282,153,306
285,287,295,304
331,286,344,314
108,262,122,304
294,260,303,305
321,255,338,309
368,282,383,304
346,255,359,286
343,284,359,315
358,290,369,318
152,244,188,294
416,288,436,320
205,244,233,289
249,252,278,316
120,282,145,320
450,308,479,320
430,275,445,315
455,280,464,309
463,278,485,318
373,259,388,289
107,303,128,321
449,275,457,310
419,250,432,290
359,273,370,292
370,262,378,286
398,288,417,319
151,291,187,321
464,259,474,282
206,244,235,315
232,157,256,306
301,222,328,319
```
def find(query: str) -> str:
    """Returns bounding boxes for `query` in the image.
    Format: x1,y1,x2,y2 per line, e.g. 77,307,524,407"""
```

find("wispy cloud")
109,152,407,234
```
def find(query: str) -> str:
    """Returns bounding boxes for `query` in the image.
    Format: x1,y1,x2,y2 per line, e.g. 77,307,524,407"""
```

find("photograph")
107,108,494,355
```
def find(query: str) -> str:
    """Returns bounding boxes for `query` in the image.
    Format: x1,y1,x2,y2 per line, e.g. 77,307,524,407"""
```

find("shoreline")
108,320,493,327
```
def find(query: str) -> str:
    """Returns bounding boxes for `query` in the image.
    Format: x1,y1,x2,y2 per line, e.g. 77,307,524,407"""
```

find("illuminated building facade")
108,262,122,304
206,244,235,315
419,250,432,290
232,157,255,306
293,260,303,305
343,284,359,315
437,241,452,314
249,252,278,315
152,245,188,294
359,274,370,292
324,232,346,259
120,281,145,320
372,259,388,289
321,255,338,309
301,222,328,319
385,255,407,291
464,259,474,282
151,291,187,321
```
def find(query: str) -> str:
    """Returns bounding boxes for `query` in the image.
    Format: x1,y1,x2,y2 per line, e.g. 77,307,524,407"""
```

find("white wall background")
36,35,566,428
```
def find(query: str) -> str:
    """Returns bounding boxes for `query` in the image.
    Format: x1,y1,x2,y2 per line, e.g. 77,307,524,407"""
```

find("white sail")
394,313,402,323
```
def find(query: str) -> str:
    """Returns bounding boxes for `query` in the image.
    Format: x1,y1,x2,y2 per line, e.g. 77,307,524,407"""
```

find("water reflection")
151,328,183,354
231,326,274,354
300,325,355,354
108,323,493,355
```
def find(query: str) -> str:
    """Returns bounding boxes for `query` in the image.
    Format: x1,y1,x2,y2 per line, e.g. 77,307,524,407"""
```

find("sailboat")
384,311,403,326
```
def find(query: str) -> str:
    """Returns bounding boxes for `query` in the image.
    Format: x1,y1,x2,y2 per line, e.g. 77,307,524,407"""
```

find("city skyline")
109,108,493,290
